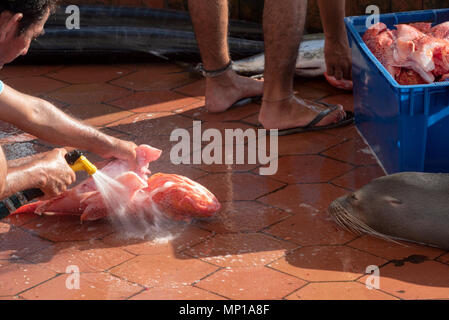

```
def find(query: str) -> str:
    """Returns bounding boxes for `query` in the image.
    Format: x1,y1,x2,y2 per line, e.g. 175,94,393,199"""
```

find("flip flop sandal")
255,101,354,135
231,96,262,108
275,102,354,136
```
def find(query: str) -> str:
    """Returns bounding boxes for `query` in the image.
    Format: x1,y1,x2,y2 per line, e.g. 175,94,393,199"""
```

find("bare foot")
205,69,264,113
259,95,346,130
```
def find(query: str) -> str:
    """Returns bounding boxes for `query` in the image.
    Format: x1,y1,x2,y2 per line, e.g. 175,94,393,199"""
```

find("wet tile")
184,233,296,267
294,83,333,100
174,79,205,99
181,103,261,122
105,112,173,127
241,112,259,126
322,138,378,166
0,226,52,260
109,114,194,137
46,65,133,84
347,236,445,261
20,272,141,300
258,183,348,212
269,246,387,282
197,201,289,233
320,94,354,112
266,211,357,246
196,267,306,299
359,260,449,299
47,83,131,105
186,121,258,146
109,91,203,113
110,70,194,91
0,132,36,145
2,142,50,161
192,161,260,174
0,222,9,229
0,259,56,296
2,212,40,227
21,215,115,242
264,155,353,184
287,282,397,300
109,254,218,288
321,124,361,140
0,121,23,137
62,103,134,127
131,285,224,300
102,224,213,255
0,296,22,300
100,127,134,140
436,252,449,265
303,78,348,96
149,159,207,180
4,76,67,96
258,131,346,156
195,173,285,202
25,240,135,273
187,123,264,173
331,166,385,191
0,65,63,79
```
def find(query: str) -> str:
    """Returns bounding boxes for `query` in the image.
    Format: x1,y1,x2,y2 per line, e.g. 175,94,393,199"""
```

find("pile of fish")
12,145,221,222
363,21,449,85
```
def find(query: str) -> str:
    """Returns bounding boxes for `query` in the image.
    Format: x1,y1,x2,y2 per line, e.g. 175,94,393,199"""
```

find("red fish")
12,145,220,222
363,21,449,85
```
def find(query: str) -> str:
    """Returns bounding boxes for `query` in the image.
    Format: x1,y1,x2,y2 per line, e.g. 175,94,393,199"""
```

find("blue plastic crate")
345,9,449,174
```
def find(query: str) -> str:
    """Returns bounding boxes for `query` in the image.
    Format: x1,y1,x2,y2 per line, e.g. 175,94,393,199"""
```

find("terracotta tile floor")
0,62,448,300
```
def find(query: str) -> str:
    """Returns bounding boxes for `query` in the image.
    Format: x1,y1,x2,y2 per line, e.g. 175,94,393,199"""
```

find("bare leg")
188,0,263,112
259,0,345,130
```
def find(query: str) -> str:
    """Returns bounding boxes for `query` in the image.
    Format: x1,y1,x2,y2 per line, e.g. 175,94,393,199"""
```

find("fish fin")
12,201,42,215
136,145,162,166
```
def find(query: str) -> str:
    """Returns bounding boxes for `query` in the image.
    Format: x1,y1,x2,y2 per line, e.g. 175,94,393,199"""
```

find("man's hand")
101,138,139,170
317,0,352,81
324,36,352,81
35,148,76,199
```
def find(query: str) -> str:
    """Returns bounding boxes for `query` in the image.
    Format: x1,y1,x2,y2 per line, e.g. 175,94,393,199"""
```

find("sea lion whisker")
328,200,404,246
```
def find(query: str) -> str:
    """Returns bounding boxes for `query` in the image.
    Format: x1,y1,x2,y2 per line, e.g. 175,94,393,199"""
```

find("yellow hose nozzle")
69,155,97,176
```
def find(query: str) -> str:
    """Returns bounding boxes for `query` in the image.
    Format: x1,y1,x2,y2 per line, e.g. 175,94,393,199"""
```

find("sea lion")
328,172,449,250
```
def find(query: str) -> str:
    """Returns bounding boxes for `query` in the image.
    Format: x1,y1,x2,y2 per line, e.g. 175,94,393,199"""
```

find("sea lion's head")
328,176,404,241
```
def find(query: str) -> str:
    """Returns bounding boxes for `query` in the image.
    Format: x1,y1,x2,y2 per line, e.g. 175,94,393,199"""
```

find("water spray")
0,150,96,219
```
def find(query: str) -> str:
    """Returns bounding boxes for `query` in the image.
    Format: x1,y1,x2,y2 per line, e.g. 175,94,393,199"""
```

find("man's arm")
0,83,137,164
317,0,352,80
0,147,76,199
0,147,7,196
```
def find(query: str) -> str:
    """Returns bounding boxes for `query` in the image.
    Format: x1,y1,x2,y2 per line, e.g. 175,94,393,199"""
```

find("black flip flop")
229,96,262,109
257,101,354,136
